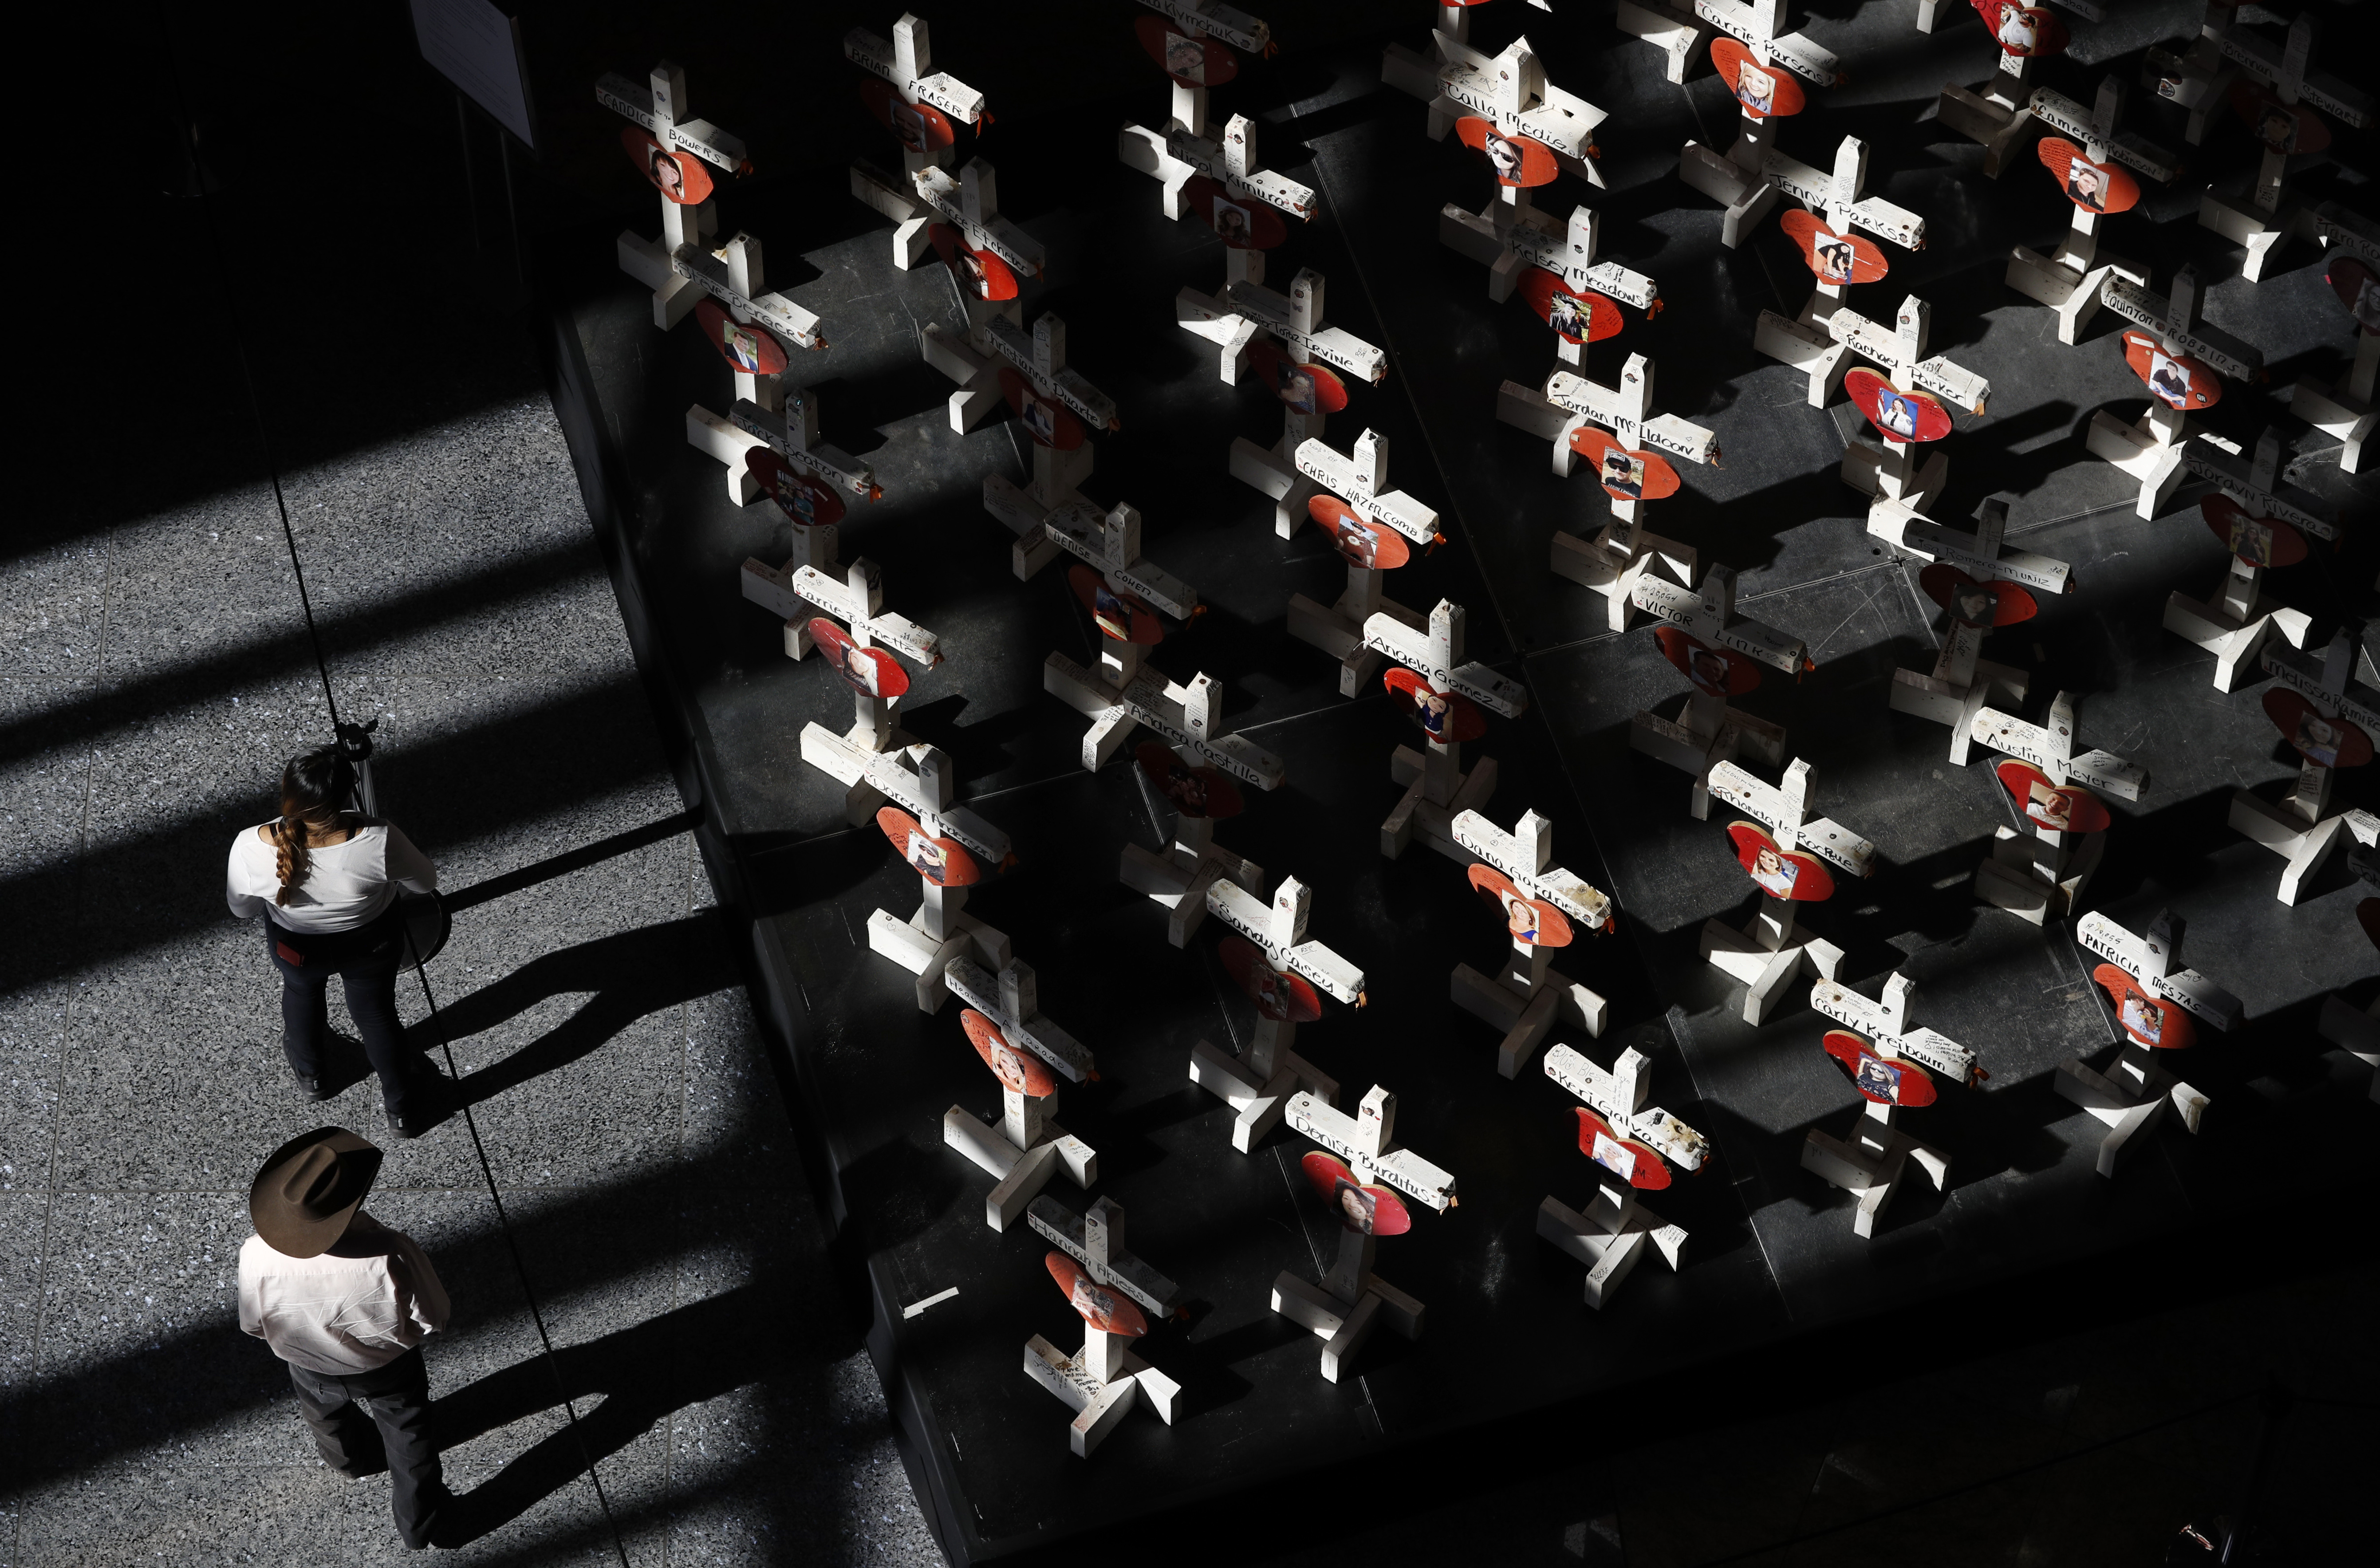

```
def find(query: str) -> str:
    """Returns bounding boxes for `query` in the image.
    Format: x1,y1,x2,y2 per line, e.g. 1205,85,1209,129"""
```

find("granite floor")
0,390,941,1568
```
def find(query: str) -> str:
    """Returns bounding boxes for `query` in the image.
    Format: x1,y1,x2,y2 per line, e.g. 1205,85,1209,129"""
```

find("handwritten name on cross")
732,388,878,502
1028,1195,1182,1319
846,15,987,128
1454,809,1614,931
2076,910,2243,1033
1902,496,2075,596
1364,599,1529,720
1809,973,1978,1083
1708,758,1876,878
1546,355,1720,467
1180,267,1387,386
1698,0,1841,91
2102,268,2260,384
1544,1044,1712,1173
2029,81,2184,185
2182,430,2337,544
946,957,1096,1085
597,63,746,324
1046,660,1285,789
1206,876,1364,1006
2216,13,2373,135
1160,111,1315,220
1296,430,1440,546
864,747,1010,869
2261,634,2380,741
1632,566,1809,677
984,313,1119,433
1971,690,2147,800
1287,1086,1458,1212
1827,296,1989,414
1776,136,1926,256
1430,33,1606,173
671,230,826,359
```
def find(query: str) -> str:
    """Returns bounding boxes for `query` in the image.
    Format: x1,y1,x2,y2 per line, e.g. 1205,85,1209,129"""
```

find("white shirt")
238,1215,453,1376
224,819,437,934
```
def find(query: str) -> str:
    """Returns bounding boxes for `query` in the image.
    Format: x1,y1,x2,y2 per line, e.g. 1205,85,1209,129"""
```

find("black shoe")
293,1070,328,1100
386,1106,431,1139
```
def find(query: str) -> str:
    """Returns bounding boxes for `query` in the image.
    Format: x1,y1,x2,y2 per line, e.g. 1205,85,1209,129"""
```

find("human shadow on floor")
429,1277,786,1547
410,913,741,1103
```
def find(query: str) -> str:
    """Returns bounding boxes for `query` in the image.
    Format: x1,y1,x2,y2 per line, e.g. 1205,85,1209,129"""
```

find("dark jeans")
268,906,426,1115
287,1347,449,1548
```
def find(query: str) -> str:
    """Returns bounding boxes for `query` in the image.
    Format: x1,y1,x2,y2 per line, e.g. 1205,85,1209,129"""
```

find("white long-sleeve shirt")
225,819,437,934
238,1214,452,1376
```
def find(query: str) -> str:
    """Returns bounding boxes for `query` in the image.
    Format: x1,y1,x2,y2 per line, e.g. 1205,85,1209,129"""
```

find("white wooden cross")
912,161,1050,436
1044,500,1200,693
596,62,747,327
1970,689,2145,925
1754,138,1927,407
2199,13,2375,281
980,314,1123,579
1501,352,1714,630
723,383,880,522
752,555,942,820
1188,875,1361,1152
735,388,880,647
1451,809,1615,1077
1677,0,1845,248
1044,654,1283,791
863,743,1013,1013
1827,295,1990,544
1189,268,1387,536
2164,429,2321,690
2293,207,2380,474
1022,1197,1183,1457
1700,757,1875,1023
940,967,1097,1233
1119,2,1314,226
1538,1041,1710,1308
1804,972,1977,1237
1364,599,1525,862
845,14,990,269
1383,26,1607,181
1889,498,2074,763
2063,910,2237,1176
946,956,1097,1085
1628,565,1805,816
2232,632,2380,904
1274,1085,1448,1383
2008,79,2183,344
2087,265,2262,519
668,230,829,503
1288,430,1442,695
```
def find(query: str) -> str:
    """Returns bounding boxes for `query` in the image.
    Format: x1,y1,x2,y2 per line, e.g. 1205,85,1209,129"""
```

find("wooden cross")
912,161,1049,436
940,964,1097,1231
1701,757,1875,1024
2008,79,2183,344
1285,430,1442,695
1365,600,1524,863
1677,0,1845,248
2233,632,2380,904
2089,265,2263,518
1273,1084,1446,1383
2164,428,2322,690
1022,1196,1182,1457
1044,656,1284,792
1933,0,2095,173
1539,1041,1710,1307
981,314,1124,578
1188,875,1359,1151
1427,35,1624,300
1502,352,1714,630
724,384,880,526
747,555,942,818
1383,26,1606,177
1827,295,1989,540
2199,13,2375,280
2063,910,2235,1176
1629,565,1805,815
1451,809,1615,1077
1804,972,1976,1237
845,14,990,269
863,743,1013,1012
946,956,1097,1084
1044,501,1200,692
596,62,746,327
1755,138,1927,407
668,231,828,502
1891,498,2074,763
1181,267,1387,535
1969,690,2144,925
1119,2,1313,225
2292,208,2380,473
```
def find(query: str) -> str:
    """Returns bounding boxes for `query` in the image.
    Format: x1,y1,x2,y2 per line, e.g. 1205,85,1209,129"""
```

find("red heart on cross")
1571,426,1681,501
961,1009,1057,1098
1045,1252,1150,1337
1727,822,1835,902
2036,138,2140,216
1574,1107,1671,1190
1301,1152,1414,1235
1468,864,1574,949
875,806,982,888
1823,1030,1939,1107
1996,761,2113,834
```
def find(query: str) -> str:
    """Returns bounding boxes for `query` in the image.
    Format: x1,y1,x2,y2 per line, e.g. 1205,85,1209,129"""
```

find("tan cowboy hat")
249,1127,383,1257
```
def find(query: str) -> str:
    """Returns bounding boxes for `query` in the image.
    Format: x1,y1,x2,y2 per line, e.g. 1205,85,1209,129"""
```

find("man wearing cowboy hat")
239,1127,453,1549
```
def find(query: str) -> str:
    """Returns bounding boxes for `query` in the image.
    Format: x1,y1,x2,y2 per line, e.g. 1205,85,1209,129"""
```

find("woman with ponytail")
225,746,442,1137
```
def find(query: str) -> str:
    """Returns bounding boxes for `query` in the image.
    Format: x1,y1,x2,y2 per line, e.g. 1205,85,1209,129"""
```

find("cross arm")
860,752,1010,865
1222,283,1388,383
1764,158,1924,251
946,959,1097,1083
1693,0,1842,84
1543,1045,1711,1170
1631,578,1808,673
1287,1092,1457,1211
912,166,1046,275
1968,709,2148,799
1451,812,1613,927
1824,309,1987,413
2216,27,2372,128
2260,645,2380,733
2100,280,2260,382
2180,439,2336,538
981,318,1119,429
1027,1198,1181,1315
2076,915,2242,1030
843,30,986,122
1707,763,1876,877
670,249,825,350
1899,520,2073,594
788,566,940,666
1140,0,1269,54
1361,615,1528,717
2025,89,2183,183
1293,444,1438,543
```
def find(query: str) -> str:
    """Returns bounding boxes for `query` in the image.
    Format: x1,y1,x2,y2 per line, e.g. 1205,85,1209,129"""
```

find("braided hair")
272,746,356,907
